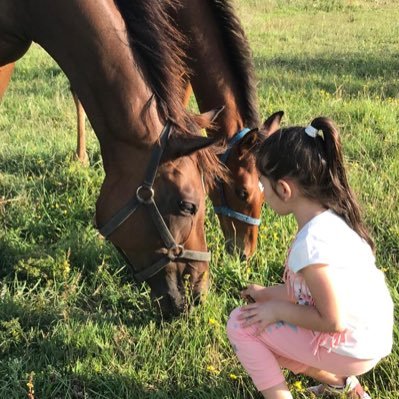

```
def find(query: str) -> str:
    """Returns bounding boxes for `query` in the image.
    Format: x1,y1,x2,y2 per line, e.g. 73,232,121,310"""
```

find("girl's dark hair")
256,117,374,251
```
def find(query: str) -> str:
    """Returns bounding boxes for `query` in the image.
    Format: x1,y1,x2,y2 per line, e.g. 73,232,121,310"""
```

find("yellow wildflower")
292,380,304,392
206,365,220,375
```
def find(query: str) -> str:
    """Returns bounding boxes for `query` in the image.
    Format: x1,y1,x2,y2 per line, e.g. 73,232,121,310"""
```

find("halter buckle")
136,184,154,204
167,244,184,260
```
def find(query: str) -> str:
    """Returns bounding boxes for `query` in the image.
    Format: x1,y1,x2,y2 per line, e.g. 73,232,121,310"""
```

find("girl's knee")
226,307,244,341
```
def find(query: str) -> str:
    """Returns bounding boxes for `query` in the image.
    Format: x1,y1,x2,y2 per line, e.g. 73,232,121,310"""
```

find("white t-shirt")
286,210,393,359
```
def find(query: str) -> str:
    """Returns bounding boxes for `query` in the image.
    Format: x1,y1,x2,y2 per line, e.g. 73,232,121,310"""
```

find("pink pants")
227,308,378,392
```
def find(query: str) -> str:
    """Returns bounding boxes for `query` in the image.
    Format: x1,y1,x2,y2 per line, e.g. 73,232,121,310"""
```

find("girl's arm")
239,264,345,333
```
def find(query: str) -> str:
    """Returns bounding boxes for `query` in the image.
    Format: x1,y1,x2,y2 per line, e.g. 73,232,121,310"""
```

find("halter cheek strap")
214,127,261,226
98,122,211,283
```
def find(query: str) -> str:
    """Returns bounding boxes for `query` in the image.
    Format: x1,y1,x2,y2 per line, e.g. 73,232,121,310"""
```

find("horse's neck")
177,0,253,139
30,0,162,161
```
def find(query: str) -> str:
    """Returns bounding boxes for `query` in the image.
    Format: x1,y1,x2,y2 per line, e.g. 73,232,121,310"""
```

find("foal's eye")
178,200,198,215
235,188,249,201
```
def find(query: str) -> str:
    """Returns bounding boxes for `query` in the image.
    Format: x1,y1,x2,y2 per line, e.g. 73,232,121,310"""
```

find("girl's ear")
276,179,292,201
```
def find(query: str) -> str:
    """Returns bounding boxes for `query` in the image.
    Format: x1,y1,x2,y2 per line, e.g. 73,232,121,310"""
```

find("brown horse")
0,0,227,317
173,0,283,259
0,1,282,260
75,0,282,259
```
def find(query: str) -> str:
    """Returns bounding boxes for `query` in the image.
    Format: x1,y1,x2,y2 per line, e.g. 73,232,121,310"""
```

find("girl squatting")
227,117,393,399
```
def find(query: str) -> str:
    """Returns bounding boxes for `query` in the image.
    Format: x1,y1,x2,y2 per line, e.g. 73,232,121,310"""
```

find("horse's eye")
178,200,197,215
235,188,248,201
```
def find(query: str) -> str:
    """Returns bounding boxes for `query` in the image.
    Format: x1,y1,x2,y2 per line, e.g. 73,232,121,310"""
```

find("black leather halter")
98,122,211,282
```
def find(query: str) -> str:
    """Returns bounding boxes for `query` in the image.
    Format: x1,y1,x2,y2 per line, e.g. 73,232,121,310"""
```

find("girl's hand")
237,301,279,334
240,284,266,303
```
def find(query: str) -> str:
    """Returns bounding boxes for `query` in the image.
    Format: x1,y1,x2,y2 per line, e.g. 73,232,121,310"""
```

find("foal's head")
211,111,284,260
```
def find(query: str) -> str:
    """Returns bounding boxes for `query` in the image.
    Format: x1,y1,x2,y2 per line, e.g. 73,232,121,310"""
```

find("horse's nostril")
240,253,247,262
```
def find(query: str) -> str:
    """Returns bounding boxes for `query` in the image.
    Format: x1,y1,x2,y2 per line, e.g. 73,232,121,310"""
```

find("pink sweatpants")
227,308,378,392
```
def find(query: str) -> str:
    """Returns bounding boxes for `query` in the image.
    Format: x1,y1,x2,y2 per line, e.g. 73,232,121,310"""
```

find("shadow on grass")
0,148,103,178
255,54,399,96
0,293,242,399
34,371,261,399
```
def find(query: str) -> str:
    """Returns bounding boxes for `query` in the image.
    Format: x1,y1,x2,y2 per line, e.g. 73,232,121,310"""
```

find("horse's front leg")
0,63,15,100
70,87,89,165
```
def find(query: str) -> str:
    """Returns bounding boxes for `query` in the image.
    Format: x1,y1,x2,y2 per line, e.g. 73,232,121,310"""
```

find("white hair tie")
305,125,324,140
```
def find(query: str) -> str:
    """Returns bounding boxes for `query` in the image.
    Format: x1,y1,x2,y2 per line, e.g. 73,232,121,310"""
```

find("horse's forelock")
195,147,229,193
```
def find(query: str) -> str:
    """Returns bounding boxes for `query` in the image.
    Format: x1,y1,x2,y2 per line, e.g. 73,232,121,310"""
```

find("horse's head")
96,112,226,318
211,111,284,260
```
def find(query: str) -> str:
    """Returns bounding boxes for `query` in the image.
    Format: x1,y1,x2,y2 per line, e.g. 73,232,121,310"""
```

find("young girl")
226,117,393,399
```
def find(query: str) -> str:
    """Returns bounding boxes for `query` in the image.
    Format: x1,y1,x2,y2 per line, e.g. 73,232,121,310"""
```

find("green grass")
1,1,398,397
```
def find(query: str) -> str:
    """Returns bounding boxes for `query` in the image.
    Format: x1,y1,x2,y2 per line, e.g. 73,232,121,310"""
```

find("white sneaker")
307,376,371,398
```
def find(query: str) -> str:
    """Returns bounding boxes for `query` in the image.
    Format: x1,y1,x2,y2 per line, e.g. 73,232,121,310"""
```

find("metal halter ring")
136,185,154,204
167,244,184,260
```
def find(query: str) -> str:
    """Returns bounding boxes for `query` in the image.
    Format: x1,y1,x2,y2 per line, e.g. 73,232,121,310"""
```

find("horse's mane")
208,0,260,128
114,0,189,129
114,0,227,187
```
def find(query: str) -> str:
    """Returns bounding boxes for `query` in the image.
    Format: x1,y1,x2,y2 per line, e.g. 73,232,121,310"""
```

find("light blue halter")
213,128,261,226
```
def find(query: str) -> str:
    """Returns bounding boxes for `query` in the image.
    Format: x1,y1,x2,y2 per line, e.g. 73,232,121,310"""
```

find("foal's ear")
261,110,284,137
196,106,225,128
237,111,284,153
162,134,218,162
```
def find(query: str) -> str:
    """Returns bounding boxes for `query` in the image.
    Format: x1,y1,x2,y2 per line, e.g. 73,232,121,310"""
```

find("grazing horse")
173,0,283,259
0,0,282,260
0,0,227,317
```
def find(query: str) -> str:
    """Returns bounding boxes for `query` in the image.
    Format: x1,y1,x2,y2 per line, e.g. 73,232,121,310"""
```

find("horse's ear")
238,110,284,153
196,106,225,128
261,110,284,137
162,134,218,162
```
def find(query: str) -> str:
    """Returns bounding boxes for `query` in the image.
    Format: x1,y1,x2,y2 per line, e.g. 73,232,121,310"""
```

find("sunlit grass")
0,1,398,397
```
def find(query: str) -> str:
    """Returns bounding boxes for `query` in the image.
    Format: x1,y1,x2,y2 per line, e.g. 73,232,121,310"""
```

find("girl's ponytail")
257,115,374,251
310,117,375,251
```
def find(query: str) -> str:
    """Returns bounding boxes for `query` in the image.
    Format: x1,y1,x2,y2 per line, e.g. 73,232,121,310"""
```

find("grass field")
0,1,398,398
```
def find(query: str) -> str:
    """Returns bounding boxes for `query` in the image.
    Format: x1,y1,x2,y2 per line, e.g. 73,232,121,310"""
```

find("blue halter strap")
214,128,261,226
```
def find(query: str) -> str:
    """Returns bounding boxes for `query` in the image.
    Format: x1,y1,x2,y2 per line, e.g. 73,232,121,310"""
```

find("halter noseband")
98,122,211,283
213,128,261,226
